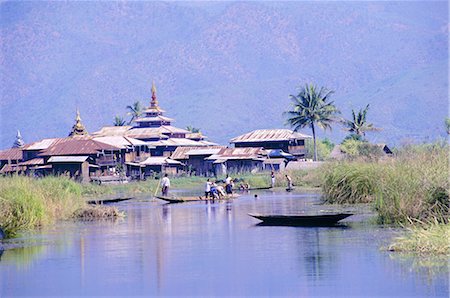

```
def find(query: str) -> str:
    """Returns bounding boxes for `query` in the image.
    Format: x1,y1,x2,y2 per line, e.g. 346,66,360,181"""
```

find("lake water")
1,190,448,297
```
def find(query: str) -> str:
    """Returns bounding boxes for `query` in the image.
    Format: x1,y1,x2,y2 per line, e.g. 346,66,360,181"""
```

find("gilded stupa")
69,110,88,137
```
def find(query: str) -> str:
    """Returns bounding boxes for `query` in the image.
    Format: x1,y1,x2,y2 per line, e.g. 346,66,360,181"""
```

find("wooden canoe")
248,213,353,226
156,194,240,203
234,186,273,191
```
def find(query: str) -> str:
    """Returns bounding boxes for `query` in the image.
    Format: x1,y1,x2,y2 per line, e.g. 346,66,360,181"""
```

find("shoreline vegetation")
1,143,448,257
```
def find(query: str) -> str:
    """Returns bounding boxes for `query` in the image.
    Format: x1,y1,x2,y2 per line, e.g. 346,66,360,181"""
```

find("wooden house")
206,147,265,175
171,146,225,176
130,156,184,178
230,129,311,159
0,147,24,175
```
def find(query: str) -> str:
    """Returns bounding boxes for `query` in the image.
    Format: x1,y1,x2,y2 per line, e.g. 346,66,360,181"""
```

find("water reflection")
0,190,448,297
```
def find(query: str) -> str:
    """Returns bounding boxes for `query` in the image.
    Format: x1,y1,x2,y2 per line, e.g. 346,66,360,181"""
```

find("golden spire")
69,109,88,137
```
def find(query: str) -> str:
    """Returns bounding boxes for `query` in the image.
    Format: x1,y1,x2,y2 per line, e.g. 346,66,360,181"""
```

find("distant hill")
0,1,448,149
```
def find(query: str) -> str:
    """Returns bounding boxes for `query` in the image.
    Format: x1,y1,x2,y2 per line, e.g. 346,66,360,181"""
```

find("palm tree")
285,84,340,161
342,104,379,138
126,101,142,125
445,118,450,135
186,125,201,133
113,116,126,126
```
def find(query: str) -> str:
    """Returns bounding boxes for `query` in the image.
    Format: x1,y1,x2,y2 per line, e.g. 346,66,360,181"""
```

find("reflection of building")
230,129,311,159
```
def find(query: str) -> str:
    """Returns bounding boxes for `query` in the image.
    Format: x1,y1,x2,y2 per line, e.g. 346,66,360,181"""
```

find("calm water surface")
0,190,448,297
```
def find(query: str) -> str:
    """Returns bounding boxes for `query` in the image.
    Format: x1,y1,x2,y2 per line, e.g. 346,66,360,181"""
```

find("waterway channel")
0,190,448,297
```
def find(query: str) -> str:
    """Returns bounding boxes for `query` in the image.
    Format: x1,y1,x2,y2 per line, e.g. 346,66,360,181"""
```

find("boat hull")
248,213,353,226
156,194,239,203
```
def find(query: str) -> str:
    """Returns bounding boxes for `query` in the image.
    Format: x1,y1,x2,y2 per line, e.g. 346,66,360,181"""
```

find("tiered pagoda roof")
69,110,88,137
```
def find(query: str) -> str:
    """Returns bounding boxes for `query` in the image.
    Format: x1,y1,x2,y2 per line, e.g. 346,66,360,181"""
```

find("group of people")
160,172,294,197
271,171,293,190
204,175,234,200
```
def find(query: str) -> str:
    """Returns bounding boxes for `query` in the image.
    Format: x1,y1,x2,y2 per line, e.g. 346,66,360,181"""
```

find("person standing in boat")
271,171,276,188
225,175,233,194
161,174,170,196
205,178,212,198
285,174,293,190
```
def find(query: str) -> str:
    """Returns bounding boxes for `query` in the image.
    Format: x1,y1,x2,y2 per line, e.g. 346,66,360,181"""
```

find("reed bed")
321,144,449,224
388,220,450,255
0,176,122,237
73,205,124,220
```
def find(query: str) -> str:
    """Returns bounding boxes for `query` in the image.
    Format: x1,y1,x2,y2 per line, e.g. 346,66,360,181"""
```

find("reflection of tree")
1,245,48,270
296,228,339,283
389,253,449,285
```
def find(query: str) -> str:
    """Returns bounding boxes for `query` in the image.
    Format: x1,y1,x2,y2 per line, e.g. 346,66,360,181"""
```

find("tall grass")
0,176,86,237
321,144,449,224
388,220,450,255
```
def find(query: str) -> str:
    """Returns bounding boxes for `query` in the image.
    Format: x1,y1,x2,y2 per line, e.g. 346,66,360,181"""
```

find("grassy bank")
321,144,449,224
0,176,120,237
318,144,449,255
388,221,450,255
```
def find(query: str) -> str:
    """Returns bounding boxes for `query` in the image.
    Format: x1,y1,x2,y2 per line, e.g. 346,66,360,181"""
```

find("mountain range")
0,1,448,149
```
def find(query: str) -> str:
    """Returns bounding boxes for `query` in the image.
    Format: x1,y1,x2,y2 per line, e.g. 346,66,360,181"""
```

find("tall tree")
113,116,126,126
445,118,450,135
126,101,142,125
285,84,340,161
342,104,379,138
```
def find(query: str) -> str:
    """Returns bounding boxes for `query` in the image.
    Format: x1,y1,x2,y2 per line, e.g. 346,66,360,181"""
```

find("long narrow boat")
248,213,353,226
156,194,240,203
234,186,273,191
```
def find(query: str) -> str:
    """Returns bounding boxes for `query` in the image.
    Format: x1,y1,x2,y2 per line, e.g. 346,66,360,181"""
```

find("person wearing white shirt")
161,173,170,196
225,175,233,194
205,178,212,198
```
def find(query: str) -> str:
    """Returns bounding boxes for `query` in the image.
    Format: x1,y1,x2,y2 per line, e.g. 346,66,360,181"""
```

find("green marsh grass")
388,220,450,255
321,144,449,224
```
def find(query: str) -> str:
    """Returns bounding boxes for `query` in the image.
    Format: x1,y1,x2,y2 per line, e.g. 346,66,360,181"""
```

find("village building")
92,82,216,158
171,146,226,176
230,129,311,159
206,147,266,175
0,147,24,175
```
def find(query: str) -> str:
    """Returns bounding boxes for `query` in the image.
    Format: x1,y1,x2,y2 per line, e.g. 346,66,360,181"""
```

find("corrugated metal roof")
148,138,212,147
171,146,226,160
186,148,223,156
0,147,23,161
19,158,44,166
140,157,183,166
48,156,89,163
92,125,191,139
39,137,121,156
142,107,166,113
230,129,312,143
93,136,150,149
206,147,264,160
197,140,218,146
134,116,174,122
24,138,62,150
91,126,133,137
